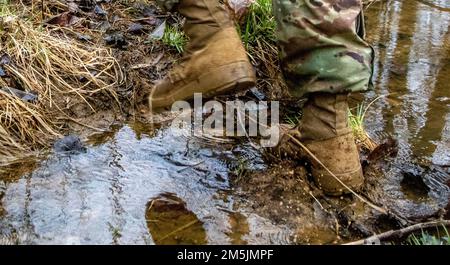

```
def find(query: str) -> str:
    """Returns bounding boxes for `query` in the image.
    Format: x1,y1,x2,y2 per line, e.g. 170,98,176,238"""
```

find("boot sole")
150,61,256,109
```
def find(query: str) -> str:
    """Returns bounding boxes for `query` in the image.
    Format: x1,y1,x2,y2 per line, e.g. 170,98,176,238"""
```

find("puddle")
1,0,450,245
0,124,290,244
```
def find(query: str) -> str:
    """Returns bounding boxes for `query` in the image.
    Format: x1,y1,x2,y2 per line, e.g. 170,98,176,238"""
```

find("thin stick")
41,0,45,21
345,220,450,245
308,191,325,210
361,94,388,122
155,220,199,243
177,160,205,173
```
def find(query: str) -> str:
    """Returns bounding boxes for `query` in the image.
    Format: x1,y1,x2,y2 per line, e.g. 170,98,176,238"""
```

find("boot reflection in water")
150,0,256,109
146,193,207,245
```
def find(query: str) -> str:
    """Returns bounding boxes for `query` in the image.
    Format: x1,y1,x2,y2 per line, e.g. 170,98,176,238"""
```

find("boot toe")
313,166,364,196
306,133,364,196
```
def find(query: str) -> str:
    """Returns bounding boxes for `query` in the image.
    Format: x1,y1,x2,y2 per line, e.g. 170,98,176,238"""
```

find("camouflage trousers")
274,0,373,97
155,0,374,96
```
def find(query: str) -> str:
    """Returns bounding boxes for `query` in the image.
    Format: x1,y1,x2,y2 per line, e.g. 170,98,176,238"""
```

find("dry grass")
0,11,123,165
0,90,58,157
364,0,382,8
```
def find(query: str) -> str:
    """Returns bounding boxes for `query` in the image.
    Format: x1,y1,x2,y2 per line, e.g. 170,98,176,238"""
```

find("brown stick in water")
345,220,450,245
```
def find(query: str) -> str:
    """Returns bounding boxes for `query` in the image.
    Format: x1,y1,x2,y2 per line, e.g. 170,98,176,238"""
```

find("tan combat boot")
150,0,256,109
272,93,364,196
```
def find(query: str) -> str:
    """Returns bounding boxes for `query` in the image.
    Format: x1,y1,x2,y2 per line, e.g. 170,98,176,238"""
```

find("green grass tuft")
237,0,281,92
239,0,276,49
284,111,302,127
162,25,188,54
348,104,366,138
147,23,187,54
406,226,450,245
348,104,378,151
0,0,14,17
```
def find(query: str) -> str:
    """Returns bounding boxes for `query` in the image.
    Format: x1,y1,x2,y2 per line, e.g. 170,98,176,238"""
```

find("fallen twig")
155,219,199,243
345,220,450,245
177,160,205,173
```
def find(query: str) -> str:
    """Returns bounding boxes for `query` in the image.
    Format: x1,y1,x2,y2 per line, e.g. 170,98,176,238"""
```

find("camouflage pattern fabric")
273,0,374,97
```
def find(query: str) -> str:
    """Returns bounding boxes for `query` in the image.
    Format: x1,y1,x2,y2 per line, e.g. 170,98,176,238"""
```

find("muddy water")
0,123,293,244
1,0,450,245
355,0,450,221
363,0,450,167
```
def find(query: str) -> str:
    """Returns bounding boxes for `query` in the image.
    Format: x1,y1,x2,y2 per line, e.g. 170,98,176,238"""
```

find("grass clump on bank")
0,11,123,165
148,22,187,54
239,0,276,49
236,0,283,96
162,25,187,53
0,89,58,158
